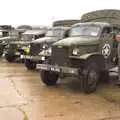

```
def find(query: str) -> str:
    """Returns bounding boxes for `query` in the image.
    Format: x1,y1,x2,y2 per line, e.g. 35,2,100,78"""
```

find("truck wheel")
0,46,3,57
40,70,59,85
5,53,15,62
0,51,3,57
25,60,36,70
82,62,100,94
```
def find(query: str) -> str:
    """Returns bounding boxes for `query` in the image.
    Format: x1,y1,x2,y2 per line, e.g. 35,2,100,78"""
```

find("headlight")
47,47,52,54
28,44,31,48
72,48,80,55
17,44,20,47
39,47,52,56
2,41,5,44
42,44,48,49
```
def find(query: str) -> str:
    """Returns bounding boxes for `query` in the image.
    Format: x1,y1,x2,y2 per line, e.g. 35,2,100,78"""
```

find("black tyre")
0,46,3,57
40,70,59,85
25,60,36,70
0,51,3,57
5,53,15,62
82,62,100,93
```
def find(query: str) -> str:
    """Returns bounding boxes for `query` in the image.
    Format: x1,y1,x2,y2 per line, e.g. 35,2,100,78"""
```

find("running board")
109,66,120,84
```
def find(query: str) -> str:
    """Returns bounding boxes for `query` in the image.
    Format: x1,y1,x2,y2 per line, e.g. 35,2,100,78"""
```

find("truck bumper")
21,55,46,61
36,64,79,75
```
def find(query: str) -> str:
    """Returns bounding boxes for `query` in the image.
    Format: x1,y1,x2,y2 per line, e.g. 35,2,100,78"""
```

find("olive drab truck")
23,20,80,70
36,9,120,93
5,26,47,62
0,25,17,56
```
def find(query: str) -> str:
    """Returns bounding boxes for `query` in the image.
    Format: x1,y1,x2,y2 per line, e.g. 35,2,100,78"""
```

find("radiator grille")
30,43,41,56
51,46,70,66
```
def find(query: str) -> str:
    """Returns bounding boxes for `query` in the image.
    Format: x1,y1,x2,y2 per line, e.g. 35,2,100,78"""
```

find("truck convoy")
23,20,80,70
36,9,120,93
5,26,47,62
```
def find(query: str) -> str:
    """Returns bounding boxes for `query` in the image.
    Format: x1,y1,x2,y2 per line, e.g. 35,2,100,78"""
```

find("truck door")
100,27,116,66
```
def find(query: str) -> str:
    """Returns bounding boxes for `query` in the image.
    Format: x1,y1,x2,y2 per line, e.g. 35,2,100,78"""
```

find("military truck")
0,25,16,56
5,26,47,62
23,20,80,70
36,9,120,93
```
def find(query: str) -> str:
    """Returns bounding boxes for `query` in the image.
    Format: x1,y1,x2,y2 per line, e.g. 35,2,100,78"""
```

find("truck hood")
53,36,99,46
11,41,30,45
31,37,60,44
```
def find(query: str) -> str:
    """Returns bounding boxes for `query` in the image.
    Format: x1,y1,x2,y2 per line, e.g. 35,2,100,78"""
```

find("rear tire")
82,62,100,94
25,60,36,70
40,70,59,85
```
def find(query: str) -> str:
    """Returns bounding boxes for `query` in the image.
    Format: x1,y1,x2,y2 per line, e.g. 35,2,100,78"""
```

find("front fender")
69,52,102,60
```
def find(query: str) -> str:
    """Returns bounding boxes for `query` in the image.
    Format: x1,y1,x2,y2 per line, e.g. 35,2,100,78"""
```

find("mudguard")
69,52,102,60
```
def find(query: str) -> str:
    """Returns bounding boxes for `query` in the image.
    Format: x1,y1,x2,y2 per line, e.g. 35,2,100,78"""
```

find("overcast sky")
1,0,120,27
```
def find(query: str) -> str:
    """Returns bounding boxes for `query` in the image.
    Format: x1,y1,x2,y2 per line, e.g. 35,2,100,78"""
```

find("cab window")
101,27,112,36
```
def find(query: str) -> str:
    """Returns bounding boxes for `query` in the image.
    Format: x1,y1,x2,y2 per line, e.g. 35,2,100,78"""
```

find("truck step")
109,66,118,77
109,66,119,84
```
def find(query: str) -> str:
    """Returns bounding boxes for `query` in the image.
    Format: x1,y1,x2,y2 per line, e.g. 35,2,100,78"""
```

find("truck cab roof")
72,22,111,28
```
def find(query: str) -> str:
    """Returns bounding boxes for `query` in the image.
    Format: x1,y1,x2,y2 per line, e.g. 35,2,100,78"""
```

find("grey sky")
1,0,120,27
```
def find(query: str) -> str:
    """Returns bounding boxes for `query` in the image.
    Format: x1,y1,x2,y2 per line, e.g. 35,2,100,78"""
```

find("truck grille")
51,46,70,66
30,43,41,56
9,44,17,50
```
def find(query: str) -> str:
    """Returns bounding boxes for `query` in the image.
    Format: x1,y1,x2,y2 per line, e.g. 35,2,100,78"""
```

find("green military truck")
5,26,47,62
23,20,80,70
36,9,120,93
0,25,16,56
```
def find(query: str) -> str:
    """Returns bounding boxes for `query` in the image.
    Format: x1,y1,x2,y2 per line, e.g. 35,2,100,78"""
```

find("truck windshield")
70,25,100,37
21,34,33,41
46,29,65,37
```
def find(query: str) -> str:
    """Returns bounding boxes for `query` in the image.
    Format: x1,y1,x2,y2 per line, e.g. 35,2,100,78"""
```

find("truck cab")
0,25,16,56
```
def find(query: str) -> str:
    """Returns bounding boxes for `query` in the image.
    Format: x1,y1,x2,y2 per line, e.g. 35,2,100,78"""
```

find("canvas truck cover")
16,25,33,30
17,25,48,30
22,30,47,35
53,19,80,27
81,9,120,26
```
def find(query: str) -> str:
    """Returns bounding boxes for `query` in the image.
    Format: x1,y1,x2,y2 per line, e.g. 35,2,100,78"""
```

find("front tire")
82,62,100,93
40,70,59,85
25,60,36,70
0,45,4,57
5,53,15,62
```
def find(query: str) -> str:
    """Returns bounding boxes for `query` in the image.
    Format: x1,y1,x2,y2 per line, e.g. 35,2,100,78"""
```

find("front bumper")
4,51,21,56
21,55,46,61
36,64,79,75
